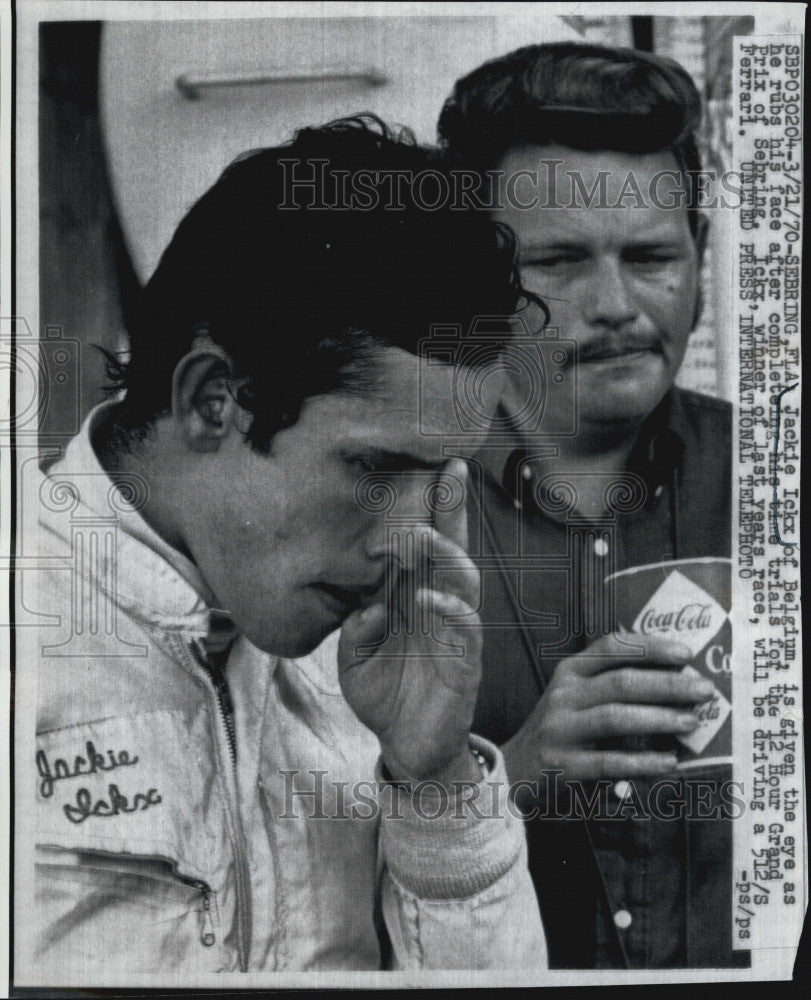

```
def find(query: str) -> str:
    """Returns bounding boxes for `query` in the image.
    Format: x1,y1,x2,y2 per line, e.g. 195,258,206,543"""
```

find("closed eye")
350,455,403,474
340,447,445,476
623,248,683,265
521,253,588,274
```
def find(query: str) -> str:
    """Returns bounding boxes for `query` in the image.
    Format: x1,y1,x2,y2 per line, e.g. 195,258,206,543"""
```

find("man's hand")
338,464,483,789
503,633,716,786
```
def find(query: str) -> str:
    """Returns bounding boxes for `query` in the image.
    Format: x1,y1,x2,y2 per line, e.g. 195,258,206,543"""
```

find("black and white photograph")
1,1,805,990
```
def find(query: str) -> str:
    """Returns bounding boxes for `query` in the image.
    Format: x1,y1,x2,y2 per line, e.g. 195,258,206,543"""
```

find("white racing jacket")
17,408,546,981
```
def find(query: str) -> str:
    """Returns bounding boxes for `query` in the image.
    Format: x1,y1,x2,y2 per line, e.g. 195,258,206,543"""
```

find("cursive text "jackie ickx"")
37,741,140,799
63,784,163,824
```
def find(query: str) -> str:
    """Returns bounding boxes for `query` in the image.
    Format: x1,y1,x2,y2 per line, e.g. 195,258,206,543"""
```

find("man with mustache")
439,43,743,969
19,118,546,981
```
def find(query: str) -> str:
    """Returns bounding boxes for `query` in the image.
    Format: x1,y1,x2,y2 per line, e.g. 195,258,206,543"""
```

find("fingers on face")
392,587,481,661
410,588,479,638
346,582,478,642
338,603,389,667
432,459,469,551
387,526,479,609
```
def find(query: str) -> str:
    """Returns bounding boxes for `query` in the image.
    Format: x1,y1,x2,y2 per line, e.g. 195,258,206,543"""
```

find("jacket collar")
42,402,227,642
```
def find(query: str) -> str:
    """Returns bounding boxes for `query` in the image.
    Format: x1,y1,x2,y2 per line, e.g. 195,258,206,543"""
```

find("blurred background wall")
38,12,755,457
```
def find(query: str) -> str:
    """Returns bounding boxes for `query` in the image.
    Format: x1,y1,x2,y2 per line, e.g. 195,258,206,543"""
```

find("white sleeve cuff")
378,735,524,900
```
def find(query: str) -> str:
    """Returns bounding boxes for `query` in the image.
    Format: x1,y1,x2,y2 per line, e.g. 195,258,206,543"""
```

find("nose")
361,472,436,564
582,256,639,329
362,464,464,569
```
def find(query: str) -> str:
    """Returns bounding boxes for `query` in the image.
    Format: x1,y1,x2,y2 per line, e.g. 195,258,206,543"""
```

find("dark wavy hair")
104,115,540,453
438,42,704,236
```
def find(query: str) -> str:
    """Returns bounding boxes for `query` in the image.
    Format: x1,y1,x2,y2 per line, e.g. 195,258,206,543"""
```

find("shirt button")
593,538,609,557
522,465,532,480
513,498,522,510
655,484,664,498
613,780,631,800
614,909,633,930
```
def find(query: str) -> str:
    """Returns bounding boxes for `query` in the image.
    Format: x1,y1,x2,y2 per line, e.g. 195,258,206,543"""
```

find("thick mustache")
577,332,663,362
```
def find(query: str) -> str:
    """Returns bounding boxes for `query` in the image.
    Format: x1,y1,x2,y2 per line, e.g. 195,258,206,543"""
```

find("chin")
252,623,334,660
589,403,655,426
595,380,671,424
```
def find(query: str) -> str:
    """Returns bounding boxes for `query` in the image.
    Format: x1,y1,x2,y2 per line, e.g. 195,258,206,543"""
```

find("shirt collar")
478,390,686,501
626,391,685,484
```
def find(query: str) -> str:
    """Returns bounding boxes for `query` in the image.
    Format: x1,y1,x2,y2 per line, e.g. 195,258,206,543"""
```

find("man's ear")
171,346,241,453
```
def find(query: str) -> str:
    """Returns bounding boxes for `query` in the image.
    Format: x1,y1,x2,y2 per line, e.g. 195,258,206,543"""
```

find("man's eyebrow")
620,243,693,258
520,242,586,253
520,237,689,255
337,444,445,472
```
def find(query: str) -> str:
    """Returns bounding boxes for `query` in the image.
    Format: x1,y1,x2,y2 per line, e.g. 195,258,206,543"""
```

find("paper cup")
605,558,732,769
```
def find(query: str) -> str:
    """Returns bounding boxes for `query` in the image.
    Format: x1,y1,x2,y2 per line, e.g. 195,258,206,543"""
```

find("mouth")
578,337,663,364
312,580,384,618
581,348,657,365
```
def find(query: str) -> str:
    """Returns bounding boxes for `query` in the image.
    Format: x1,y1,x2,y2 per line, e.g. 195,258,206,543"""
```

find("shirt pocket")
33,710,231,976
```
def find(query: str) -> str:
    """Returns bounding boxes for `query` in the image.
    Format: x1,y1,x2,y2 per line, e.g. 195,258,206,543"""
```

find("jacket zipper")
205,655,237,764
188,641,252,971
193,880,217,948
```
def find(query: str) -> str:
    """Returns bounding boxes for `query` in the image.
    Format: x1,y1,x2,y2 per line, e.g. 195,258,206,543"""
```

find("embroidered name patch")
36,739,160,822
34,710,225,882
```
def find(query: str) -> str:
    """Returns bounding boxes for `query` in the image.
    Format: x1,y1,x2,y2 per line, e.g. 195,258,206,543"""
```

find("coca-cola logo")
630,570,728,659
638,602,713,635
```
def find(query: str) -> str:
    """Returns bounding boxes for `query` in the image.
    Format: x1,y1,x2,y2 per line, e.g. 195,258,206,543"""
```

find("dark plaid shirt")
467,387,749,969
